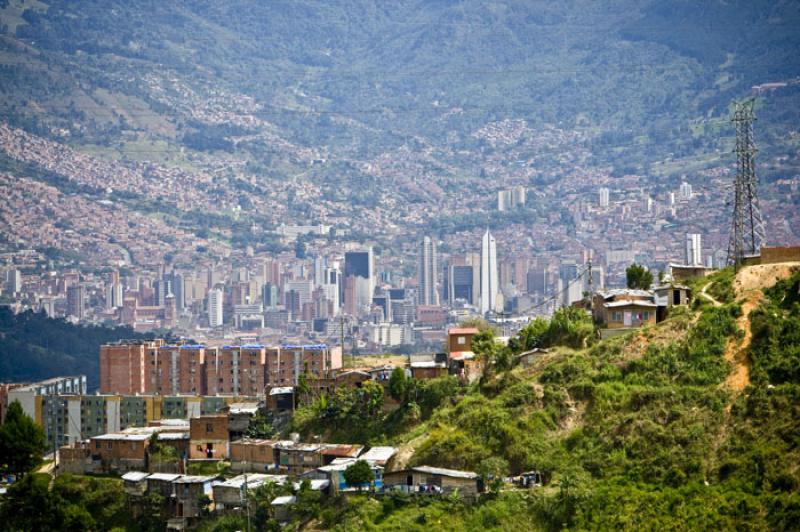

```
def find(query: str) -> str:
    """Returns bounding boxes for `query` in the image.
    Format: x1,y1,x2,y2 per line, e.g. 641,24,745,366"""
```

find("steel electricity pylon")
727,99,766,267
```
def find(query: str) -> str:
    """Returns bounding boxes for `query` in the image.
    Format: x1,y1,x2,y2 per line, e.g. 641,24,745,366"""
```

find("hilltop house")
592,289,657,337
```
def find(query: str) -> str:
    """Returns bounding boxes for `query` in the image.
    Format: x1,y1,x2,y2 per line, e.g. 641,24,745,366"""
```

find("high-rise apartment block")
100,341,342,396
343,249,374,316
480,229,499,315
208,288,224,327
66,284,86,320
497,186,527,211
5,269,22,294
599,187,610,208
679,181,693,200
686,233,702,266
417,236,439,305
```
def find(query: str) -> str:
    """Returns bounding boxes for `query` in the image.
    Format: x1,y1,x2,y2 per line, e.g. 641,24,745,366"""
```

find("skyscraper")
448,265,474,305
66,284,85,320
679,181,693,200
208,288,224,328
480,229,499,315
343,248,374,315
417,236,438,305
686,233,702,266
5,269,22,294
599,187,610,208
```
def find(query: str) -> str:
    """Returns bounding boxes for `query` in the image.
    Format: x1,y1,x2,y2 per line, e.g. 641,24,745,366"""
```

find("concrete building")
679,181,693,200
5,268,22,294
497,186,526,212
208,288,224,328
233,304,264,330
599,187,610,208
343,249,374,316
66,283,86,320
686,233,703,266
417,236,439,306
448,264,474,305
480,229,499,315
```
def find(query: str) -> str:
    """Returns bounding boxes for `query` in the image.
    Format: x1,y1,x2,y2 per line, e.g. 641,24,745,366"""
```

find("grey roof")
292,479,329,491
147,473,181,482
214,473,283,489
597,288,654,299
229,402,260,414
92,433,150,441
318,459,383,473
269,387,294,395
173,475,217,484
359,446,397,464
271,495,296,506
409,466,479,479
121,471,149,482
604,300,658,308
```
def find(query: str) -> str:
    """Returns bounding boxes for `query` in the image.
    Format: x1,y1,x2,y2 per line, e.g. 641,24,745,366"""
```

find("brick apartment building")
100,341,342,396
100,340,164,394
204,345,266,396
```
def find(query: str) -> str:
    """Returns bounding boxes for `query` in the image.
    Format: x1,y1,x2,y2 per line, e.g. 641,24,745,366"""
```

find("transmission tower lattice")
727,99,766,267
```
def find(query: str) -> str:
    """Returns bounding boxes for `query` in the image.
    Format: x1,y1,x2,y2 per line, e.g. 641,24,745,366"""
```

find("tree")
246,409,275,439
0,400,46,478
508,317,549,353
297,371,310,406
389,366,408,402
626,263,653,290
343,460,374,492
478,456,509,493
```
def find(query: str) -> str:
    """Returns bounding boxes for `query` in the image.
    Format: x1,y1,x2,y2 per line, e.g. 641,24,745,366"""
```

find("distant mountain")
0,1,798,261
4,1,798,154
0,307,154,390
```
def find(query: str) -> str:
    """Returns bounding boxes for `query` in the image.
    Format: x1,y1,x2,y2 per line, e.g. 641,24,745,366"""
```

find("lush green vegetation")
0,401,46,478
284,275,799,530
0,307,156,390
626,263,654,290
5,272,799,530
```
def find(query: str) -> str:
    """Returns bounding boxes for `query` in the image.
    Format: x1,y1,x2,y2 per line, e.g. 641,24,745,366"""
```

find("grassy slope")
315,267,800,530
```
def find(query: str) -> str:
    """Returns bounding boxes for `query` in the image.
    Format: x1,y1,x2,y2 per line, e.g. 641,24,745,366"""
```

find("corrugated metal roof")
604,300,658,308
122,471,149,482
359,446,397,464
409,465,479,479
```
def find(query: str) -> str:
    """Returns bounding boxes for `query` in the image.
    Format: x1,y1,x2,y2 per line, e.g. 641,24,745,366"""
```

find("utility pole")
727,99,766,268
586,258,593,306
340,314,346,367
243,460,251,532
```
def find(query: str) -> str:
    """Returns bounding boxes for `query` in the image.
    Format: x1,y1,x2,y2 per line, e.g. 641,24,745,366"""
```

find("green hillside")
276,265,800,530
2,0,799,178
0,307,155,390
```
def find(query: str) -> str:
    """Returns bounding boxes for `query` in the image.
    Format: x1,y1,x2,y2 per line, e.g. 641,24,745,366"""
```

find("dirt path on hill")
723,262,800,394
699,281,722,307
390,433,426,472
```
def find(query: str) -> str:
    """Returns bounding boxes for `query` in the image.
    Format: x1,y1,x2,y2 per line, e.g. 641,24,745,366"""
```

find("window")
107,441,113,449
206,423,214,433
95,441,101,449
457,336,466,345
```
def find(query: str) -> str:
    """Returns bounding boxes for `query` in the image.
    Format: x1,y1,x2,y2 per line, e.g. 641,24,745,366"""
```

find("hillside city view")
0,1,799,530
